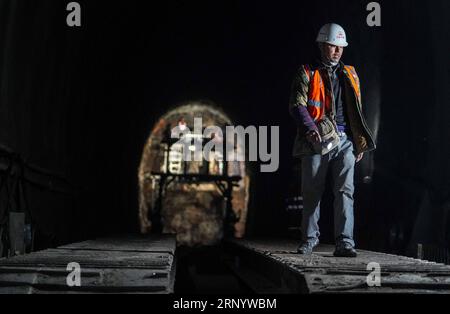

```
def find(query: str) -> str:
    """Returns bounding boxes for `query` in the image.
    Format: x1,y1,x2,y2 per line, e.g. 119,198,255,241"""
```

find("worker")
289,23,376,257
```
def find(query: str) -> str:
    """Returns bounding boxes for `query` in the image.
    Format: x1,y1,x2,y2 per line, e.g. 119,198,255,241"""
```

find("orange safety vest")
303,64,362,121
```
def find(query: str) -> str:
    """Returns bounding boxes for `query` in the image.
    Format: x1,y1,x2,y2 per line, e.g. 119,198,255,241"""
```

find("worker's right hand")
306,130,322,144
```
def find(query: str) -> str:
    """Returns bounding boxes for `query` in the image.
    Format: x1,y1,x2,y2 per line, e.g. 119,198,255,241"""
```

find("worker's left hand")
356,153,364,163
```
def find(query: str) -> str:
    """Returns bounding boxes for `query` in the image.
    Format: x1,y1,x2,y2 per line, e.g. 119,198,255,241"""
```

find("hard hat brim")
317,39,349,48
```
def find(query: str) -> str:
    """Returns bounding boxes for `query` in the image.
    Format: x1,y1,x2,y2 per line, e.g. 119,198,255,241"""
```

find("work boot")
334,242,357,258
297,239,319,255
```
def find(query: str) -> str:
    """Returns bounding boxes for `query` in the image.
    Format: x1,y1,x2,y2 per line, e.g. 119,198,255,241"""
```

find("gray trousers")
301,134,356,247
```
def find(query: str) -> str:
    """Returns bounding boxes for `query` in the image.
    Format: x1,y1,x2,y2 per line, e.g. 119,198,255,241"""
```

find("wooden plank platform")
0,235,177,294
224,238,450,294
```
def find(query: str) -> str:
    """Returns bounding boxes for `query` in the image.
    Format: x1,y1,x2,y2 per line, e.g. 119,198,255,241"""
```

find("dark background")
0,0,449,256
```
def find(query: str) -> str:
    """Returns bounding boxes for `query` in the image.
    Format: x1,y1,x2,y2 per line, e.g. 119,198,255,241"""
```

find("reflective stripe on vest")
343,66,361,102
303,64,361,121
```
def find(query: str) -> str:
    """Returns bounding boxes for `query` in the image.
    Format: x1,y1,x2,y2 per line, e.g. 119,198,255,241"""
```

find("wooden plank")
225,238,450,294
0,235,177,294
0,249,172,269
59,235,176,254
0,267,170,287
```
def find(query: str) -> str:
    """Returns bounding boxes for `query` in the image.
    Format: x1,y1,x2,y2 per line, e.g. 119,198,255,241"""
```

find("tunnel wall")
0,0,448,254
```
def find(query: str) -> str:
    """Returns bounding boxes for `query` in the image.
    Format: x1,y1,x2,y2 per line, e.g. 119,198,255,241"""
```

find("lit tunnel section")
138,101,250,247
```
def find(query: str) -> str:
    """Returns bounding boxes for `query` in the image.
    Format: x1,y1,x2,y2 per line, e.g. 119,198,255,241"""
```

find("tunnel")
0,0,450,296
138,101,250,246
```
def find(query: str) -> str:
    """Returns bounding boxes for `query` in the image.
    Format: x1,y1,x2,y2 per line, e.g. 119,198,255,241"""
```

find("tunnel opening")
137,101,255,292
138,101,251,247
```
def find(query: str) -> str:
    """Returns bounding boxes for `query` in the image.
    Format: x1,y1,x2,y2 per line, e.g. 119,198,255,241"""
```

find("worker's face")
320,43,344,63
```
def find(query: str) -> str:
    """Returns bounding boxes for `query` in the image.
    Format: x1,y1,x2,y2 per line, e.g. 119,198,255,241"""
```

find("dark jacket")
289,60,377,156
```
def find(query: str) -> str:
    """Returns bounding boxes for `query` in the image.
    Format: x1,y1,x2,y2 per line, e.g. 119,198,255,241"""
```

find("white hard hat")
316,23,348,47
